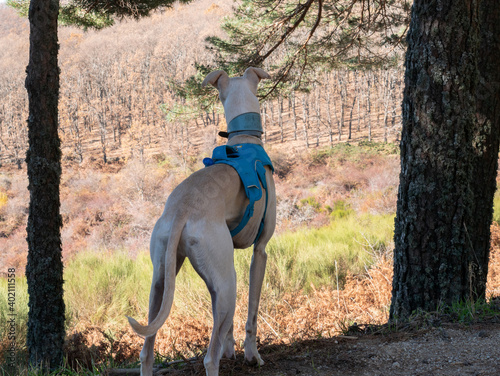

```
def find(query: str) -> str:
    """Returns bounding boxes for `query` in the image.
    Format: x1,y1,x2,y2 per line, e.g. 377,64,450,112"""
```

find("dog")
127,67,276,376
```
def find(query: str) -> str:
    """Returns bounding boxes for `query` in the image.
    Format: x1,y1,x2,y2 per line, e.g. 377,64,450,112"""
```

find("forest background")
1,0,500,374
0,0,405,265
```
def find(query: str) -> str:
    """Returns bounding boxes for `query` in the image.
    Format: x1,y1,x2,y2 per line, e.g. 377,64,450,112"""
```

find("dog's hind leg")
244,241,268,366
203,264,236,376
187,228,236,376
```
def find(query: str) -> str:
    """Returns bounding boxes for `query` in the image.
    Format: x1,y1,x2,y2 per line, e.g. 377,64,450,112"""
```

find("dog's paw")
222,347,236,360
244,338,264,366
244,353,264,367
222,337,236,359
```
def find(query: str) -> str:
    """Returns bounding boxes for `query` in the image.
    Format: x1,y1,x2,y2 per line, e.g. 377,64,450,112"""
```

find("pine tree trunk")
366,73,372,142
262,102,267,143
470,0,500,299
383,71,392,144
357,75,361,132
25,0,65,369
348,96,356,141
390,0,499,320
326,83,333,145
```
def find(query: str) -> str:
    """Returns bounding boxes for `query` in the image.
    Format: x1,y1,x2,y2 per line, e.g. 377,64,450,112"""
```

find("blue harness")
203,143,274,244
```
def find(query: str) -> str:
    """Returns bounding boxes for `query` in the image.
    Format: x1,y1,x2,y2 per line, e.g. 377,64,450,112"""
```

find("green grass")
131,212,395,321
64,251,152,328
0,356,125,376
264,213,394,293
0,277,28,350
0,211,395,329
444,299,500,324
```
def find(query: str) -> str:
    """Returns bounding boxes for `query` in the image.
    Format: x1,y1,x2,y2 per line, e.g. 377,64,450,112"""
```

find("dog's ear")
243,67,271,87
202,70,229,92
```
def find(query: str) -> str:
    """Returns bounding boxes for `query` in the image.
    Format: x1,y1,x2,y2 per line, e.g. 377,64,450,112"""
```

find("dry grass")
50,255,394,368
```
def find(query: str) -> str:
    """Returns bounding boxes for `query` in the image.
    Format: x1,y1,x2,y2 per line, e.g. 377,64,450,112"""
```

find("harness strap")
254,162,269,243
230,160,269,240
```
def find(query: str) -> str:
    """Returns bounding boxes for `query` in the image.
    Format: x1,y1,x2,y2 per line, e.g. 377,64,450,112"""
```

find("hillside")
0,1,403,168
0,0,406,269
2,3,500,376
0,142,400,271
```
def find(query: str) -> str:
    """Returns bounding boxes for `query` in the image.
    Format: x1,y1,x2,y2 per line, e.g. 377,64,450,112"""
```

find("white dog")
128,67,276,376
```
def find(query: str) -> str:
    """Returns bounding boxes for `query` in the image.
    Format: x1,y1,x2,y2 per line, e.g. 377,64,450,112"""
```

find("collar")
219,112,263,138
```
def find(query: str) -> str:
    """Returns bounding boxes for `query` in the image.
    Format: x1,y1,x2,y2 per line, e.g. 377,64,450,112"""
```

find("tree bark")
25,0,65,369
390,0,499,319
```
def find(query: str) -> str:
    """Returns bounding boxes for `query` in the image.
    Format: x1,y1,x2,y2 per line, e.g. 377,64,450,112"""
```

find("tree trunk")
278,95,284,142
326,79,333,145
356,72,361,132
25,0,65,369
365,72,372,141
390,0,499,320
348,96,356,141
314,85,321,147
302,94,309,148
291,91,298,140
262,102,267,143
470,0,500,300
382,71,392,144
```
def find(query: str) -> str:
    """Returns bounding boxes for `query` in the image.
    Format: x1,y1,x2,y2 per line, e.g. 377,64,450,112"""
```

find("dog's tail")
127,216,186,338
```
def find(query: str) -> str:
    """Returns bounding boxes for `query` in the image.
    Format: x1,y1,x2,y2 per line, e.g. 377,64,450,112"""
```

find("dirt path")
130,323,500,376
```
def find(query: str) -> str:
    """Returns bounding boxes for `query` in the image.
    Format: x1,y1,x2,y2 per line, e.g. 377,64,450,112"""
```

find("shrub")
329,200,353,219
299,196,322,212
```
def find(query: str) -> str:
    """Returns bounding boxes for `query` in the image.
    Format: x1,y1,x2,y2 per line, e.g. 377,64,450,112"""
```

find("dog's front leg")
244,242,267,365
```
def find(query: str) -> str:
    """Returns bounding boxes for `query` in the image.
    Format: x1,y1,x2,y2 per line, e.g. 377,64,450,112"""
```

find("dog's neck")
226,133,264,147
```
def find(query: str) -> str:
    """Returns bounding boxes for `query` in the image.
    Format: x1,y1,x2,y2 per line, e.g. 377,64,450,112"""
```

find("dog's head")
202,68,270,134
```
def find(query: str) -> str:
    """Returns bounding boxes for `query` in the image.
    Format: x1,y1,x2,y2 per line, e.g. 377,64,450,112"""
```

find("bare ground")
106,321,500,376
254,323,500,376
